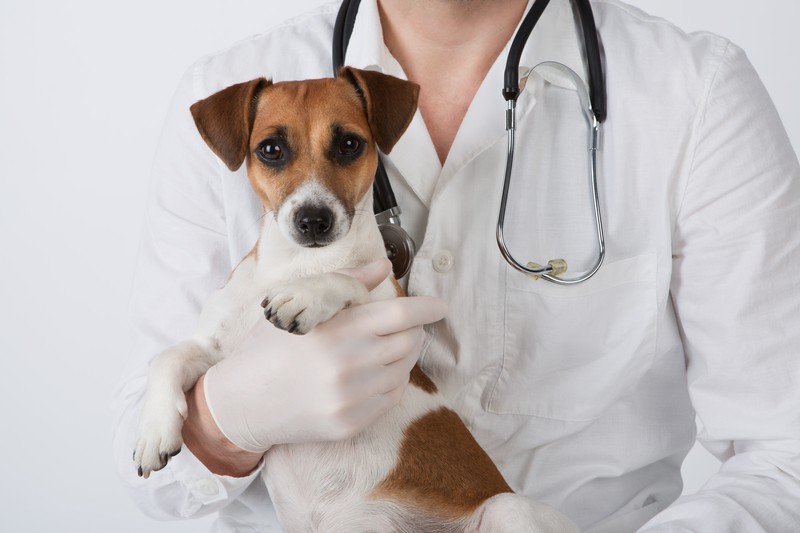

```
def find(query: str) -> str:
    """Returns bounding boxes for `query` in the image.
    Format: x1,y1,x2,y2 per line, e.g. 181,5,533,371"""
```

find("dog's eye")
257,140,284,162
338,136,361,156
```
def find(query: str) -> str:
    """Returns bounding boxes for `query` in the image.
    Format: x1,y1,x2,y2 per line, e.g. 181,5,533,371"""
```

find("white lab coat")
113,0,800,531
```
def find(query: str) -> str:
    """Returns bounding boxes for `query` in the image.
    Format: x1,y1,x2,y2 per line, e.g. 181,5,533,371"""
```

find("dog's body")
134,69,578,532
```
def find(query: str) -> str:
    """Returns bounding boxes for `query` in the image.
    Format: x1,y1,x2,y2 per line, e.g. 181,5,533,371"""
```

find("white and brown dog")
134,67,578,533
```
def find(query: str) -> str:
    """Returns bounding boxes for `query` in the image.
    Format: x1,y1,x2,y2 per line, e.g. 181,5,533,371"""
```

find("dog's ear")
339,67,419,155
190,78,272,171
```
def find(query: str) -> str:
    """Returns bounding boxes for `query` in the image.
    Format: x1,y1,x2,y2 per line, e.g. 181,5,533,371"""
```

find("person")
113,0,800,531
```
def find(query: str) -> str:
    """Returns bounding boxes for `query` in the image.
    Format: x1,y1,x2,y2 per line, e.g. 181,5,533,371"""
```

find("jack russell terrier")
133,67,578,533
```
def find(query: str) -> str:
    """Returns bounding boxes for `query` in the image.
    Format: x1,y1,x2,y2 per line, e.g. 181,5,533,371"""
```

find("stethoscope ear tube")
504,0,606,125
497,98,606,285
372,155,398,214
332,0,356,75
503,0,552,102
498,0,607,284
574,0,607,123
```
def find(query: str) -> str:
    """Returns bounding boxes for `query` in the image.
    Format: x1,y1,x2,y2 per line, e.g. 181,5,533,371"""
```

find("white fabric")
112,0,800,531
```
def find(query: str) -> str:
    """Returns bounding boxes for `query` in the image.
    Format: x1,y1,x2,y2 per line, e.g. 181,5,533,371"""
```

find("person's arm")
640,42,800,532
182,376,263,478
112,62,265,520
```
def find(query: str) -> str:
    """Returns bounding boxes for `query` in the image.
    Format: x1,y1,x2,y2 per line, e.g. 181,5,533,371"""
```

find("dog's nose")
295,206,334,239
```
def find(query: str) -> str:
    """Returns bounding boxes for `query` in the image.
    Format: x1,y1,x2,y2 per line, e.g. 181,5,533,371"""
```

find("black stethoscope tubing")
502,0,606,124
333,0,398,215
332,0,607,279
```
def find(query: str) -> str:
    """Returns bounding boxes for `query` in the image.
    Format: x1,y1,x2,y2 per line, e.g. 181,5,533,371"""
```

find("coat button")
432,251,454,273
196,478,219,496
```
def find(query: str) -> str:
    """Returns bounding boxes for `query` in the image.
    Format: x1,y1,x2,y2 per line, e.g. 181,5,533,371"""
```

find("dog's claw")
261,297,269,308
288,321,299,334
137,466,143,477
265,307,273,320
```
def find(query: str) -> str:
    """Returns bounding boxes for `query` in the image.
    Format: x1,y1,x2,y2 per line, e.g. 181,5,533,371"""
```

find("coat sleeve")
111,61,263,520
640,41,800,532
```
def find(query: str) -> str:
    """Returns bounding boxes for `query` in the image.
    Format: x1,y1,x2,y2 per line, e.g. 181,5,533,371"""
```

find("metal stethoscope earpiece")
333,0,608,284
498,0,607,284
497,61,605,285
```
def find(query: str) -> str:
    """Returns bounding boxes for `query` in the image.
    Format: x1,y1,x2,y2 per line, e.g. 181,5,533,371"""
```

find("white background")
0,1,797,531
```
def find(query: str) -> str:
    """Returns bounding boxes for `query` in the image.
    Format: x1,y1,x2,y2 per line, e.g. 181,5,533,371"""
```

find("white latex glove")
203,260,448,453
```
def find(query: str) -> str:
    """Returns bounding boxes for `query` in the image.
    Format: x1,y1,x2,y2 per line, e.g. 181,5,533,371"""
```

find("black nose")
294,206,333,239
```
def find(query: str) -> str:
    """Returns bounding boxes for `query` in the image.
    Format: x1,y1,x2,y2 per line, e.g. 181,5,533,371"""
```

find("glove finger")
374,353,420,394
369,325,425,368
351,379,410,430
349,296,448,337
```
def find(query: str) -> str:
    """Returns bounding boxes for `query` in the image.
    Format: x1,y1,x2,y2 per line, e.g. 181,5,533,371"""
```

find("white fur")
466,494,580,533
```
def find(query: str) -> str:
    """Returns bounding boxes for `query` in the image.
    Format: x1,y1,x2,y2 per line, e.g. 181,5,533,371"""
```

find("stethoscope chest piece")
379,223,415,279
376,207,415,279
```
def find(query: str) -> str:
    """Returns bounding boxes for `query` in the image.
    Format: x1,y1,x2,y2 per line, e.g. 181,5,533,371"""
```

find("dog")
133,67,578,533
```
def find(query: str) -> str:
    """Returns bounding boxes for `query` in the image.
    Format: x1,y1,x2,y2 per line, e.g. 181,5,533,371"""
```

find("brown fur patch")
190,78,271,171
372,407,512,520
409,364,438,394
340,67,420,154
389,277,437,394
391,276,404,297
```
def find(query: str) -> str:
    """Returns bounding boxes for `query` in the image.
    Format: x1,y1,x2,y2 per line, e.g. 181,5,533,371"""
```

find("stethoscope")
333,0,607,284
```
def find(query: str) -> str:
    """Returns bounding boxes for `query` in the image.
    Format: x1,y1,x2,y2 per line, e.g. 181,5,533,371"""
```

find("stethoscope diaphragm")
378,222,416,280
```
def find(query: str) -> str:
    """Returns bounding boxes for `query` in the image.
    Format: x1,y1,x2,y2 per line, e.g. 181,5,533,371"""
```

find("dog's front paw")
133,390,187,479
261,272,369,334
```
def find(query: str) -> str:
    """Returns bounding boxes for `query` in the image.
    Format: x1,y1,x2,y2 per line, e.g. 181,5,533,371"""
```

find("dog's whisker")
346,209,373,218
255,209,277,224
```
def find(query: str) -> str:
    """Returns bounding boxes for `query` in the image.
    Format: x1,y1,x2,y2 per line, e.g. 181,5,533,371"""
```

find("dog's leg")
466,493,580,533
133,338,219,478
261,272,371,334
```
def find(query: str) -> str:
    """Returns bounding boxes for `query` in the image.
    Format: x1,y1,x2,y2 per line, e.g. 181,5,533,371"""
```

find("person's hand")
202,259,448,454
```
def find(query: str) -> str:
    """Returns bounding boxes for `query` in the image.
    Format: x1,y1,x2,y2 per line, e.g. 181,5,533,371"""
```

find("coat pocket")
487,254,658,420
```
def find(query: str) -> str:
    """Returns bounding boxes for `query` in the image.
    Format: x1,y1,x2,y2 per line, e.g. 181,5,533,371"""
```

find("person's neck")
378,0,527,52
377,0,528,164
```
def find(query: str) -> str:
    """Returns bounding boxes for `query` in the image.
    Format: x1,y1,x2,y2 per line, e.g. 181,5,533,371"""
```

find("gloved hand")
202,259,448,453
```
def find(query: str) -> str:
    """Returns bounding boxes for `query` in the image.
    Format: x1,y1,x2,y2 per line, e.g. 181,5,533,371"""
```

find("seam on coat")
672,39,732,239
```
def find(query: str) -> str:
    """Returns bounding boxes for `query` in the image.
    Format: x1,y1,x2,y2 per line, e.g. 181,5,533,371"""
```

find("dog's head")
190,68,419,248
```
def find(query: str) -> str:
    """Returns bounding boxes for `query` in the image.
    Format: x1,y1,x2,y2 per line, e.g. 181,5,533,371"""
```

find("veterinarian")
114,0,800,531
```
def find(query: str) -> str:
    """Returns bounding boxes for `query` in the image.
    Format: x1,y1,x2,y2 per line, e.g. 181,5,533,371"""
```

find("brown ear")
189,78,271,171
339,67,419,154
